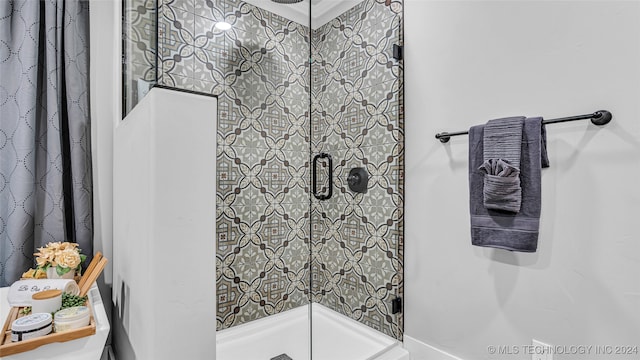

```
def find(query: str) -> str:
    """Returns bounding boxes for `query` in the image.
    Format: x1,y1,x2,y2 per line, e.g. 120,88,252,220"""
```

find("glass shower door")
122,0,158,117
310,0,404,358
203,1,313,359
122,0,403,358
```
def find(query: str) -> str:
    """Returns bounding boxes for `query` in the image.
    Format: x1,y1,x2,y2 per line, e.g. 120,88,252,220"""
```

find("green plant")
61,293,88,309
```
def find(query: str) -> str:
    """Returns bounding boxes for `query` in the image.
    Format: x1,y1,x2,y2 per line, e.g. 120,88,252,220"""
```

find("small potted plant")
34,242,87,280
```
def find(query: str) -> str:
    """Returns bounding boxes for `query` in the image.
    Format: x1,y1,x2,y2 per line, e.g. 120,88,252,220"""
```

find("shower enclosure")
122,0,404,358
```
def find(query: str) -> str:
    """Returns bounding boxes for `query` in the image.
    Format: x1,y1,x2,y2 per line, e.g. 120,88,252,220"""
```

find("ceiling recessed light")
215,21,232,31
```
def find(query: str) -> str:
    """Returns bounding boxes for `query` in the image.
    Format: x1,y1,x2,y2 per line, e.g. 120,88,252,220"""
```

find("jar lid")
12,313,52,332
32,289,62,300
54,306,90,322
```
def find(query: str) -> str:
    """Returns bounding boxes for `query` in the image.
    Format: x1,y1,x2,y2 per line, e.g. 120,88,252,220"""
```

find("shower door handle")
312,153,333,201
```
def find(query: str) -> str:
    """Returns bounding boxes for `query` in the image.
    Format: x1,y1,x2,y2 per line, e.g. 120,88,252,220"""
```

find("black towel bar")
435,110,612,143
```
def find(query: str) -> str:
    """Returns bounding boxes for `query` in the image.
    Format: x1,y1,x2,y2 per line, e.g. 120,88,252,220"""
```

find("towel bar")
435,110,612,143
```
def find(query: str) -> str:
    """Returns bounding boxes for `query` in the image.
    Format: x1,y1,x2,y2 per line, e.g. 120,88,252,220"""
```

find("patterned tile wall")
310,0,404,340
156,0,312,330
123,0,157,116
124,0,404,339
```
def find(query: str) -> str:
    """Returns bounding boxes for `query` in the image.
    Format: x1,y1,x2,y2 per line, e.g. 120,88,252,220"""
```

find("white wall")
90,1,119,357
113,88,217,360
405,2,640,360
90,0,119,286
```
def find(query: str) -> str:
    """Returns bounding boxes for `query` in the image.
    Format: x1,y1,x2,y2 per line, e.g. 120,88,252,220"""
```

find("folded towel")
469,117,549,252
481,116,524,212
8,279,80,307
479,159,521,212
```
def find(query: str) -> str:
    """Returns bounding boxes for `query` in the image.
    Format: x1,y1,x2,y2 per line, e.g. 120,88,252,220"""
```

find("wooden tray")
0,252,106,357
0,301,96,357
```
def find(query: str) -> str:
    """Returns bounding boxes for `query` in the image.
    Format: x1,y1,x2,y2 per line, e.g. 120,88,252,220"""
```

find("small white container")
31,289,62,314
11,313,53,342
54,306,90,332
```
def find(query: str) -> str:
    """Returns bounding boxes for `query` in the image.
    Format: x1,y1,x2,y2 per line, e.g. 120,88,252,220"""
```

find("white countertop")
1,285,110,360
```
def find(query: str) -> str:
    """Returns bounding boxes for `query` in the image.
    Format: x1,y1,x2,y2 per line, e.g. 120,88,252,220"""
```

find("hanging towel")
483,116,525,168
469,117,549,252
480,116,525,213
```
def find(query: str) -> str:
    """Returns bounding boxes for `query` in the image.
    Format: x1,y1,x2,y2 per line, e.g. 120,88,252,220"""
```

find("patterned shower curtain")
0,0,93,287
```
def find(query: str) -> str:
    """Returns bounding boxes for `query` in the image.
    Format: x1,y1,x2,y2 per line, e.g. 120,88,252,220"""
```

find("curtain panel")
0,0,93,286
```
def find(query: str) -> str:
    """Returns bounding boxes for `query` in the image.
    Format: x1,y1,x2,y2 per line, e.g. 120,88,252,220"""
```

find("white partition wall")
113,88,217,360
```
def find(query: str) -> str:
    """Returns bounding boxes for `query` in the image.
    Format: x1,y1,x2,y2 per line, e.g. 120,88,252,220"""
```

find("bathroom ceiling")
241,0,363,28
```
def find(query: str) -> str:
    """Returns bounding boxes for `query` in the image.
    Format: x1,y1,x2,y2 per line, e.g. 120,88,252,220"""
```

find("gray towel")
483,117,525,168
479,159,521,212
480,116,524,212
469,117,549,252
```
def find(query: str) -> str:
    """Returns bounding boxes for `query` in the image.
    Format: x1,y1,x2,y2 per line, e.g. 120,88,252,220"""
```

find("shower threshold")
216,303,409,360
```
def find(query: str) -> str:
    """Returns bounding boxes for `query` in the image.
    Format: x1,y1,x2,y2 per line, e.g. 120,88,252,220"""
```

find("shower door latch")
391,297,402,314
393,44,403,61
312,153,333,201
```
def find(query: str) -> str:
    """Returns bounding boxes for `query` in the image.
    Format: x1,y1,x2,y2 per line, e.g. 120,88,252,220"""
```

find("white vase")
46,266,75,280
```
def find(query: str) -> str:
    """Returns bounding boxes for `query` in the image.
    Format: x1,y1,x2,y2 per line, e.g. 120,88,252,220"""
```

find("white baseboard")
403,336,464,360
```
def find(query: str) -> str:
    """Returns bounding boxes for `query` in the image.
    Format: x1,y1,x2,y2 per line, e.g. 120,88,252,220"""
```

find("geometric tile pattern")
123,0,158,116
155,0,311,331
311,0,404,340
127,0,404,340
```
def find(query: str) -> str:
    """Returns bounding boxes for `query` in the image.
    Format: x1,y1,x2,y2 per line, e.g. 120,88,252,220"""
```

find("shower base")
216,303,409,360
